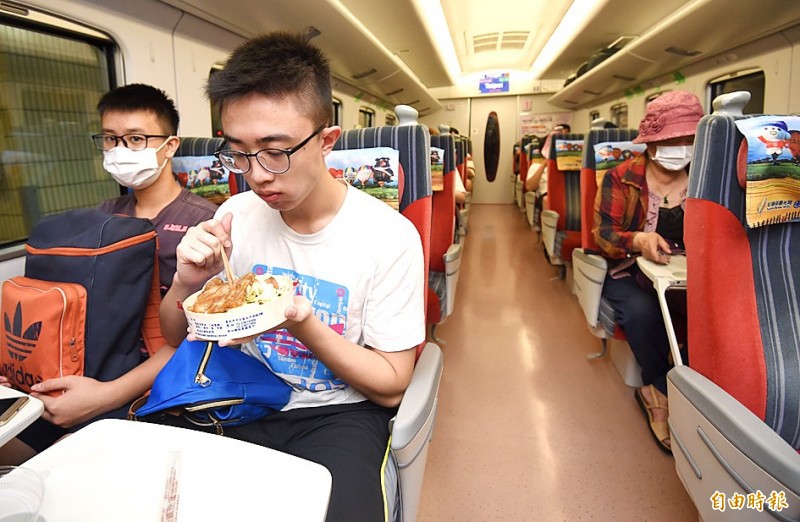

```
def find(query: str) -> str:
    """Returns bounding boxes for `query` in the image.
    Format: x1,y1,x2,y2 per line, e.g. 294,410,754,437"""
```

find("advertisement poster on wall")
519,112,573,137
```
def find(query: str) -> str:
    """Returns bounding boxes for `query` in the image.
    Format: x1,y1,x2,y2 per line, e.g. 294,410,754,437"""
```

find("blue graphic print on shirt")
252,264,349,392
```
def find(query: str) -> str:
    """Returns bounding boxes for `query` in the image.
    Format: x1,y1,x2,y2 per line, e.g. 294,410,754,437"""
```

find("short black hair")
96,83,179,135
206,31,332,129
449,127,460,135
554,123,571,132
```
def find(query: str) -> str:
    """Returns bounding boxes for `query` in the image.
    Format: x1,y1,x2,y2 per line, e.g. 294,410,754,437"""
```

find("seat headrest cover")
325,146,403,210
172,137,231,204
734,114,800,228
590,140,646,187
554,136,584,171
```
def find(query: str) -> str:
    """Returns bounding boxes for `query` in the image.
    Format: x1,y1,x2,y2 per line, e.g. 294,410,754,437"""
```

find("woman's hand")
633,231,672,264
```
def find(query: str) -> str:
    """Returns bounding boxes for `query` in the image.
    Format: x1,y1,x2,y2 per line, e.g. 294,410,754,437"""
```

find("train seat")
515,135,534,211
668,91,800,520
429,134,464,339
332,106,444,522
540,131,585,274
512,141,522,206
571,126,645,386
453,136,470,242
523,135,546,230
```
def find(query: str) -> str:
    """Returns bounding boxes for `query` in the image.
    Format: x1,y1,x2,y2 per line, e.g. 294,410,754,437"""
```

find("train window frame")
385,114,396,126
358,107,375,128
707,69,765,114
0,9,118,250
589,110,600,126
609,103,628,129
332,97,342,127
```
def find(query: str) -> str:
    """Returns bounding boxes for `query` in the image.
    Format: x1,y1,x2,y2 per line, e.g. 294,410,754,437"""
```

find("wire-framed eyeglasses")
91,133,170,151
215,125,325,175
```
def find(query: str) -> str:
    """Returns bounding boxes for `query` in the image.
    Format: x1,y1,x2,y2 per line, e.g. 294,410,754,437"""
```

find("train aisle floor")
417,204,697,521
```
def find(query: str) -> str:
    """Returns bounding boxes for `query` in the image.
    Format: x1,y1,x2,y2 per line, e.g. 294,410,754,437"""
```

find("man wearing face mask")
592,90,704,454
95,84,218,296
0,84,216,465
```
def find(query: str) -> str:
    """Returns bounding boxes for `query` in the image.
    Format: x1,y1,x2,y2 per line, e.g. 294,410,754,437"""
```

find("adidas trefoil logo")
3,302,41,361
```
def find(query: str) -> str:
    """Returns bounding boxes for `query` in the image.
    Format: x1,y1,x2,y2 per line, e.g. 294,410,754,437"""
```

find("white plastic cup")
0,466,44,522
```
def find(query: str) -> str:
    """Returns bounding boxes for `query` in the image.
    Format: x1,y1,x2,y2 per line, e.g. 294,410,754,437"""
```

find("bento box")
182,273,295,341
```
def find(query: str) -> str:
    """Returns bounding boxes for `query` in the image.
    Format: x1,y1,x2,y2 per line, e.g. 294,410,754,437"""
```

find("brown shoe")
634,384,672,454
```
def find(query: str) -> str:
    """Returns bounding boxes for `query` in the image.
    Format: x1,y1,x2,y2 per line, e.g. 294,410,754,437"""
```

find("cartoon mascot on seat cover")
757,120,790,165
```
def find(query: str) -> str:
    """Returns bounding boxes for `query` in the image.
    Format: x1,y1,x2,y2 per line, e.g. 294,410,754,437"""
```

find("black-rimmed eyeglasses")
215,125,325,175
91,133,170,151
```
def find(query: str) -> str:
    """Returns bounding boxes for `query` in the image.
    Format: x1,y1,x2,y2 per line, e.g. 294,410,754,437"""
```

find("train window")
0,13,117,248
589,110,600,126
610,103,628,128
385,114,396,126
708,69,765,114
358,107,375,128
332,97,342,127
645,91,670,104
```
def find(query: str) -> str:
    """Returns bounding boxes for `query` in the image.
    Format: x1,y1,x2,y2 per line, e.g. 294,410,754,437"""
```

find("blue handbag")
130,339,292,432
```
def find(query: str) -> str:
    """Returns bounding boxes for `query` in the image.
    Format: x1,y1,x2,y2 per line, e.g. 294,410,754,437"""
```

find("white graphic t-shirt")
214,185,426,409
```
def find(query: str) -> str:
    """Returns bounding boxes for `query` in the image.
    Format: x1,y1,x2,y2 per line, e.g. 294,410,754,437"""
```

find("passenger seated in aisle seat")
592,91,703,453
446,126,473,195
465,153,475,193
454,163,467,205
524,123,570,210
157,31,425,522
0,84,217,465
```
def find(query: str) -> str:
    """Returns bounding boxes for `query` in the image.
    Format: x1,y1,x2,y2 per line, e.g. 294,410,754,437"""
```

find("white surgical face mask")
650,145,693,171
102,138,172,189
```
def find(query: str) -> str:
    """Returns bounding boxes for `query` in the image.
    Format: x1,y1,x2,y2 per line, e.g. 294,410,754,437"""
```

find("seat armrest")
444,243,463,317
444,242,462,265
668,366,800,494
391,342,444,450
572,248,608,329
524,192,536,227
541,210,559,260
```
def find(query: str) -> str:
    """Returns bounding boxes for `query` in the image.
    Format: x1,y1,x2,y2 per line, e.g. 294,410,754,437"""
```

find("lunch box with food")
183,273,296,340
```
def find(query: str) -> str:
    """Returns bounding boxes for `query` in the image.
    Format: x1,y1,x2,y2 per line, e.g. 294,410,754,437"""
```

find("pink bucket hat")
632,91,704,144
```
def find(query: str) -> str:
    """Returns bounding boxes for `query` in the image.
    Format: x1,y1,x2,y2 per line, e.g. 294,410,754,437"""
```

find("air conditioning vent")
0,2,29,15
472,32,498,53
471,31,530,53
500,31,530,50
352,68,377,80
665,46,702,57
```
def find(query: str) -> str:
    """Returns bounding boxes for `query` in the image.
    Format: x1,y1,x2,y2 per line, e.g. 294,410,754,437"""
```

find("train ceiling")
162,0,800,112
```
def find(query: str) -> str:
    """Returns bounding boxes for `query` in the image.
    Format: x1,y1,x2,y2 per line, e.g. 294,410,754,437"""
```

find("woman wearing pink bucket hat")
592,90,704,453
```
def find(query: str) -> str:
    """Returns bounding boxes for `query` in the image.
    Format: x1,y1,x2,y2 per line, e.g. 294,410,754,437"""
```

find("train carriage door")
469,96,516,204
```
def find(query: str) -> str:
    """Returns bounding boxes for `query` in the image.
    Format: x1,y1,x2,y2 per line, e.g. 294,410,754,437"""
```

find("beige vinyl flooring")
416,203,698,521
